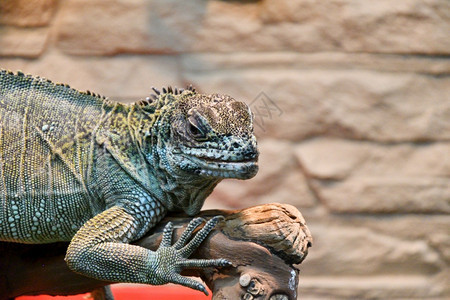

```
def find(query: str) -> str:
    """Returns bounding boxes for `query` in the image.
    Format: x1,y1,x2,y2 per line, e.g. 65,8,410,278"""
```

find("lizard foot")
151,216,231,295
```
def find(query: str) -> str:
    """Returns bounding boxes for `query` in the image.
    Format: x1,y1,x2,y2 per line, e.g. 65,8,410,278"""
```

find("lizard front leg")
65,206,229,294
150,216,231,294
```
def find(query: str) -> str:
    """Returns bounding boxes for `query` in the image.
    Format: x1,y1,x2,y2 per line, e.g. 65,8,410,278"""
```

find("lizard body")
0,70,258,294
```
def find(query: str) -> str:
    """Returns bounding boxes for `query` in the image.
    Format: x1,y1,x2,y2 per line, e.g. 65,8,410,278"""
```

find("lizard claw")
151,216,230,295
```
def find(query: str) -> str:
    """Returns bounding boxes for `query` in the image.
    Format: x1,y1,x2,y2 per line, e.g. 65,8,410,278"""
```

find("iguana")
0,70,258,295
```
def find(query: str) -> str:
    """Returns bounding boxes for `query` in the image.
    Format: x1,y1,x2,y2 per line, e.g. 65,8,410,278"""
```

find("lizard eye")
187,116,207,141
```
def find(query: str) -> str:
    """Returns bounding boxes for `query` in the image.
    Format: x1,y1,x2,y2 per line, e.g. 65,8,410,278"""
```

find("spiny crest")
137,84,196,107
0,69,108,101
82,90,108,100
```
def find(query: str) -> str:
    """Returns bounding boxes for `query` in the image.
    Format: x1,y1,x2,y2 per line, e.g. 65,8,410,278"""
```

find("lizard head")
143,86,259,181
170,88,259,180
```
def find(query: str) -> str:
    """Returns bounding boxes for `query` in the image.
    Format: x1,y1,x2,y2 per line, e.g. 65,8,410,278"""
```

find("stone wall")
1,0,449,298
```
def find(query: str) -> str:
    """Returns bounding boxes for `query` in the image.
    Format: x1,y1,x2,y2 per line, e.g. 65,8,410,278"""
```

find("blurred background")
1,0,449,299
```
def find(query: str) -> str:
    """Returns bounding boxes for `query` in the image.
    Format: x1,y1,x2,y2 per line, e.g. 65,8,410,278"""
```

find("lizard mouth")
182,154,258,179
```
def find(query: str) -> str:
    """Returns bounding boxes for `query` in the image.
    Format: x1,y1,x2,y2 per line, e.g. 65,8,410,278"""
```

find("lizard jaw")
180,154,258,179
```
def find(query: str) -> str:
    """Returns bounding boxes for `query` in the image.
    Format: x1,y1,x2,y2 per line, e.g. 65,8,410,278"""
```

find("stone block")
299,275,446,299
0,52,182,100
301,222,444,276
0,27,49,57
0,0,57,27
295,138,367,180
314,177,450,214
55,0,202,55
183,58,450,142
296,139,450,180
295,139,450,213
260,0,450,54
323,214,450,264
54,0,449,55
298,216,449,298
181,52,450,79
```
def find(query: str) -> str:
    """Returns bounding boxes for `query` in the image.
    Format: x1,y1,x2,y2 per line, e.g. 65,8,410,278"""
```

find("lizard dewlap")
0,70,258,294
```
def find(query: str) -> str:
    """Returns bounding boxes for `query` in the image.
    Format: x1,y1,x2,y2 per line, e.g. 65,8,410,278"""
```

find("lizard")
0,69,258,295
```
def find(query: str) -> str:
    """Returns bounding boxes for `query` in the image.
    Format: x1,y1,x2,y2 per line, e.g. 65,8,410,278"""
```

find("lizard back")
0,70,107,243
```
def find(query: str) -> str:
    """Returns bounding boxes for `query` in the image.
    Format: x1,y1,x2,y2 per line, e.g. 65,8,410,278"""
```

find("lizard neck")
99,102,220,216
146,124,221,215
155,163,222,216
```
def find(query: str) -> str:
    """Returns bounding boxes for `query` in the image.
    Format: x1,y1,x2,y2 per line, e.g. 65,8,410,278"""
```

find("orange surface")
16,284,212,300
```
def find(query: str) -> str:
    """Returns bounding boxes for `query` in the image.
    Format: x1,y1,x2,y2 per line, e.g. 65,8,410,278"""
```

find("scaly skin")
0,70,258,294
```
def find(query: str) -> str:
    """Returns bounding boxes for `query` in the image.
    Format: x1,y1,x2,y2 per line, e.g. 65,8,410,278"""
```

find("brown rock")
260,0,450,54
296,139,450,179
55,0,202,55
301,222,443,276
299,213,450,298
0,52,182,100
189,0,266,52
0,0,57,27
54,0,449,55
181,52,450,77
299,275,446,299
0,27,49,57
331,215,450,264
295,140,450,213
298,213,449,298
295,138,368,180
184,66,450,142
314,177,450,214
54,0,264,55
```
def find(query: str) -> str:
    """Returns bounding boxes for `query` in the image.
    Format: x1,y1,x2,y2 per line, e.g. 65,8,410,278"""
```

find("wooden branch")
0,203,312,300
